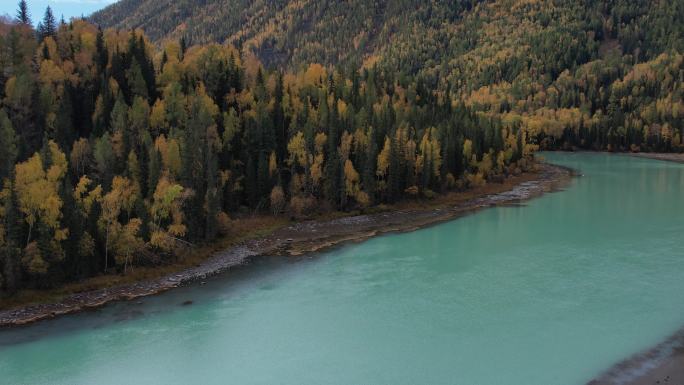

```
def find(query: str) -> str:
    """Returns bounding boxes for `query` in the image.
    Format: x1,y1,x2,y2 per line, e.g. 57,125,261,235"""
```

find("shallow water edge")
0,162,572,328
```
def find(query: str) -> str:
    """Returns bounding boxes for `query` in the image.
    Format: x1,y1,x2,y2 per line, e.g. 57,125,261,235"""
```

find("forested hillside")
0,0,682,296
0,5,528,294
91,0,479,69
92,0,684,152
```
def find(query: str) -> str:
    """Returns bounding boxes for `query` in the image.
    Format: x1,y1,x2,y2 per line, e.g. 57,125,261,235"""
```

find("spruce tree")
273,73,286,164
0,110,18,185
95,28,108,75
1,186,22,294
147,147,161,199
37,6,57,41
16,0,31,25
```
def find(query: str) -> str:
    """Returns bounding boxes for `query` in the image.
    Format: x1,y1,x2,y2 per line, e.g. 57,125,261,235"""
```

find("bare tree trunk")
26,223,32,247
165,235,194,246
104,225,109,273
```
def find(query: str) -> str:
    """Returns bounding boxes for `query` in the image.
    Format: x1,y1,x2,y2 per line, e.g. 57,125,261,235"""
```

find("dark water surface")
1,153,683,385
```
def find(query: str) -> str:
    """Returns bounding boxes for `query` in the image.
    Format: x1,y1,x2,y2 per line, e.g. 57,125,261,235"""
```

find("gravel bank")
0,162,572,328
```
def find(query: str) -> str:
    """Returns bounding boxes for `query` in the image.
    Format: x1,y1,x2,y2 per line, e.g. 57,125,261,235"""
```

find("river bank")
589,328,684,385
0,162,572,328
628,153,684,164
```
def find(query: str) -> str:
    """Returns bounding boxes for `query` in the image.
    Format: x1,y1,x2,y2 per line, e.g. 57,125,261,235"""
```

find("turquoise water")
1,153,684,385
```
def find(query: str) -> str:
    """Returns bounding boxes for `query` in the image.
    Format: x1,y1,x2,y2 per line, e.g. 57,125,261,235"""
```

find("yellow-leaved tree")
14,141,68,274
150,177,186,252
112,218,144,274
310,132,327,193
98,176,138,271
343,159,369,207
376,136,392,196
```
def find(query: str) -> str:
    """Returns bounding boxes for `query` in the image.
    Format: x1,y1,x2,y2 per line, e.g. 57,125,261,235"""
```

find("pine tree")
127,59,149,101
1,185,22,294
362,128,378,204
273,73,286,166
0,110,18,185
54,90,75,151
37,6,57,41
514,129,524,162
204,146,220,241
179,36,187,61
16,0,31,25
324,98,341,207
147,147,161,199
95,28,108,75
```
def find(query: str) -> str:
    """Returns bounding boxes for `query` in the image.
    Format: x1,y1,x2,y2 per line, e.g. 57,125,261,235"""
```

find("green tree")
0,110,18,185
16,0,31,25
37,6,57,41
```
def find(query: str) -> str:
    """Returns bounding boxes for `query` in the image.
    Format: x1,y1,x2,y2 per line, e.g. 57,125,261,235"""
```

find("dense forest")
0,0,682,295
93,0,684,152
0,3,529,294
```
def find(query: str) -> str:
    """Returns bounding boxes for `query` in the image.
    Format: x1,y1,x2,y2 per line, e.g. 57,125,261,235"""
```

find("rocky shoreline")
589,328,684,385
0,162,572,328
629,152,684,164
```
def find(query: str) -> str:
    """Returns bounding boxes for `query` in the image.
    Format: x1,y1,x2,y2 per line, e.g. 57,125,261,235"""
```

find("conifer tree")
16,0,31,25
36,6,56,41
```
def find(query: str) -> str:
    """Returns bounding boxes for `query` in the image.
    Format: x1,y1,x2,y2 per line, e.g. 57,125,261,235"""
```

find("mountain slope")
91,0,479,69
92,0,683,76
92,0,684,151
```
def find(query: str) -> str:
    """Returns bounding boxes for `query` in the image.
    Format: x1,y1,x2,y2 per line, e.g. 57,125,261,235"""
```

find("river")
1,152,683,385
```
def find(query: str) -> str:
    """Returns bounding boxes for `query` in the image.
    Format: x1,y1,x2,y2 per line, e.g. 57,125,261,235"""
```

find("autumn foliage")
0,0,682,294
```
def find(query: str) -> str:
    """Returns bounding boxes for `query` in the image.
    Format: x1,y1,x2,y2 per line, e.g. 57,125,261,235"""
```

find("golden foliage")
303,63,326,87
73,176,102,217
150,177,186,251
287,131,307,167
14,142,67,244
376,136,391,178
